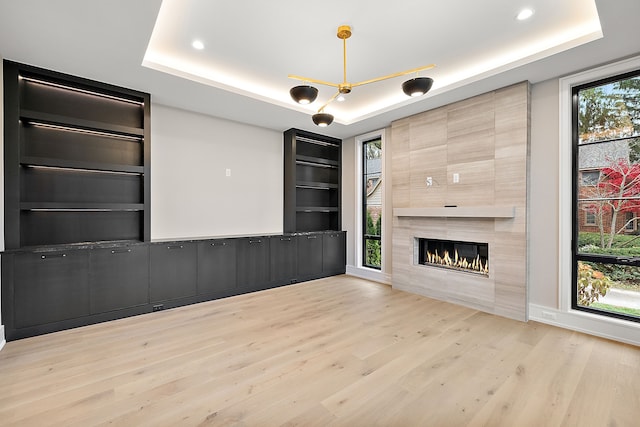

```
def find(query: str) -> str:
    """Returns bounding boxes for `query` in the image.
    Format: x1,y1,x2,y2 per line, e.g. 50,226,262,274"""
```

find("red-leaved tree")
584,159,640,248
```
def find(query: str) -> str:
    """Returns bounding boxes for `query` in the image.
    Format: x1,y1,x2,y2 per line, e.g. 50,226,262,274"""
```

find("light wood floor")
0,275,638,426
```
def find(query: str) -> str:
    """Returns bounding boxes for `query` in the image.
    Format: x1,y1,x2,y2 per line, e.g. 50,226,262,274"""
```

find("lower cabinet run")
1,231,346,340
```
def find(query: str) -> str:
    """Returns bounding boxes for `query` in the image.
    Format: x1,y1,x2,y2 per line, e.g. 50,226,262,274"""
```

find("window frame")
362,137,382,270
354,129,386,274
624,211,636,231
580,170,600,186
571,68,640,323
584,210,597,226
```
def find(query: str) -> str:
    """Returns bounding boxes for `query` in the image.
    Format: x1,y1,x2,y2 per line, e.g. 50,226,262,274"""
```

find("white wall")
342,136,356,267
150,104,283,239
529,79,560,308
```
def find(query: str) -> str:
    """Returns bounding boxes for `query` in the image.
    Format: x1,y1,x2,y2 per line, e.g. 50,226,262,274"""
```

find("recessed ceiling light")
516,8,534,21
192,39,205,50
337,95,345,102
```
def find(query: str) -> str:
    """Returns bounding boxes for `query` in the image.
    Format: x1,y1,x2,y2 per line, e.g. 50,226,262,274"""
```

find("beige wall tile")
447,128,495,163
391,83,529,322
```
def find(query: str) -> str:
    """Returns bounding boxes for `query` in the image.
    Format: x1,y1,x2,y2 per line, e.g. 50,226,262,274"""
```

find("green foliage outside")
578,78,640,139
578,232,640,290
578,231,640,248
365,210,381,268
577,262,612,306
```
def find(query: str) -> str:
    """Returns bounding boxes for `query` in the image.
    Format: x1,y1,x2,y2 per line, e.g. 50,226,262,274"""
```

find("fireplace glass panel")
418,238,489,276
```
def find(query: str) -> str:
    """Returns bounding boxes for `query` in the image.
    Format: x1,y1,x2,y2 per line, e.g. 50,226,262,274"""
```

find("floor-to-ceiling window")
363,137,382,269
573,70,640,322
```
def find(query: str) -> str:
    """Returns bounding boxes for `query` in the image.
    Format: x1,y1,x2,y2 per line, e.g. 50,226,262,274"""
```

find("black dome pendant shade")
312,112,334,127
290,85,319,104
402,77,434,97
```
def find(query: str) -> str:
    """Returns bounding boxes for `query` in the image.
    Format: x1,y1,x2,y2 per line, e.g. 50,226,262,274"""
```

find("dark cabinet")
270,235,298,284
150,243,197,302
197,239,237,295
323,231,346,275
284,128,341,233
13,250,90,328
237,237,270,290
89,245,149,313
1,232,346,341
297,233,323,279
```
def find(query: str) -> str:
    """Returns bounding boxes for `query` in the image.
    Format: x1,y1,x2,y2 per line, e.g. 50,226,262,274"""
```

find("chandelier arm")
287,74,340,88
351,64,436,87
317,91,341,113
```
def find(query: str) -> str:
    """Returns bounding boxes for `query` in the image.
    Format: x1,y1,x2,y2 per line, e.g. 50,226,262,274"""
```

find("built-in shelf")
4,60,150,249
284,128,342,233
20,203,145,211
295,155,339,167
21,156,144,174
20,109,144,137
296,181,339,190
296,207,339,213
394,206,515,218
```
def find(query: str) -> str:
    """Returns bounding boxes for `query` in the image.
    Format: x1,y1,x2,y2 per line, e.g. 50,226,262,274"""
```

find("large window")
363,138,382,269
573,70,640,322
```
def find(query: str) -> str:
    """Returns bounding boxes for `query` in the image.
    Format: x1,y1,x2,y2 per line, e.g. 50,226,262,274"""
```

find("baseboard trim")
346,265,391,285
529,304,640,347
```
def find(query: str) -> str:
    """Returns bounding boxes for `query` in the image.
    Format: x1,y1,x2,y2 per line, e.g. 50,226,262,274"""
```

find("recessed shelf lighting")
192,39,205,50
19,75,143,105
516,8,534,21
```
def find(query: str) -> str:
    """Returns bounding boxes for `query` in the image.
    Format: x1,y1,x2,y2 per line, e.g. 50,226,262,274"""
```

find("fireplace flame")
424,249,488,275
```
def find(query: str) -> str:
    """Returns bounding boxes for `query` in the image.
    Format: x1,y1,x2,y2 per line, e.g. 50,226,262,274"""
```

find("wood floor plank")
0,275,638,426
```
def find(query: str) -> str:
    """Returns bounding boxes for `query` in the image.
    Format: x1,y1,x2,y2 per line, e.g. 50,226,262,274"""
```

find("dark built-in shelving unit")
1,63,346,342
3,60,150,249
284,128,341,233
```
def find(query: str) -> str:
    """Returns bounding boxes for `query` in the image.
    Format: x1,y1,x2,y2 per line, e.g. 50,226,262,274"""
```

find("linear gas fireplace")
417,238,489,276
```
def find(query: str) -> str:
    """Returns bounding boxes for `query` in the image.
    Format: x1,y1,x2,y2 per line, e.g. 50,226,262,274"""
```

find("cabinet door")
297,234,323,279
150,243,197,302
270,236,298,284
89,245,149,313
236,237,270,290
13,250,90,328
197,239,237,295
323,232,346,275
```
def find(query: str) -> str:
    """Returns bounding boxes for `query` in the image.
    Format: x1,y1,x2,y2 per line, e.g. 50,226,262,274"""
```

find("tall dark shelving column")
3,60,150,248
284,128,342,232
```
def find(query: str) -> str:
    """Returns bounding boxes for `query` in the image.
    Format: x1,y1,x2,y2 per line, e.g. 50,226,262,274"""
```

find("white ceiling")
0,0,639,139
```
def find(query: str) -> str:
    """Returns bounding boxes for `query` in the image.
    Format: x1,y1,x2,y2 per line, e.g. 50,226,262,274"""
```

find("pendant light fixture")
312,112,334,127
289,25,435,126
289,85,318,104
402,77,434,97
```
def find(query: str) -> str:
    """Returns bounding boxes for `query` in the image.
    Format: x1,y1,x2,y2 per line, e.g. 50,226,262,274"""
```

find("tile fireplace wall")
391,82,530,321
